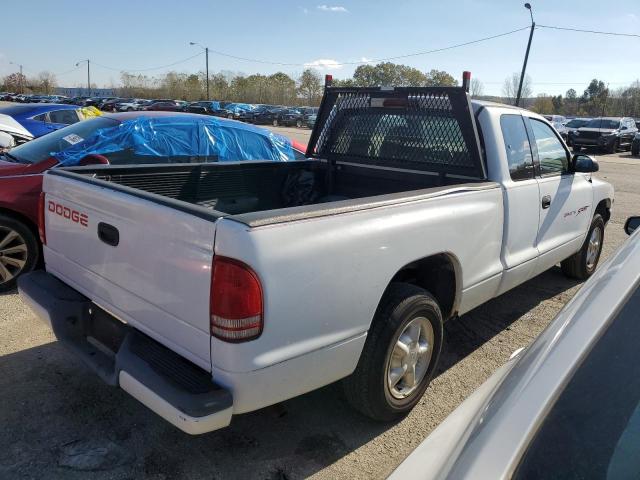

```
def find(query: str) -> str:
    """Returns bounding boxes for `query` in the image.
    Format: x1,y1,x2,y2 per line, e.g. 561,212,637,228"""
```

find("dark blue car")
0,103,84,138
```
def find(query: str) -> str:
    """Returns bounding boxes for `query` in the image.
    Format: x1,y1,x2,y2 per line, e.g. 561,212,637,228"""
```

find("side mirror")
572,154,599,173
0,132,16,151
625,217,640,236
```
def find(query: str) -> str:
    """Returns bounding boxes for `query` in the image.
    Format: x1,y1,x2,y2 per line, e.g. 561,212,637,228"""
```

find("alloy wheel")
0,226,28,286
586,226,602,271
386,317,435,399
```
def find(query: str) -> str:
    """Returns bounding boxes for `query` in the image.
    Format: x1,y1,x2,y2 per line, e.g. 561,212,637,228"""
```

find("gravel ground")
0,128,638,478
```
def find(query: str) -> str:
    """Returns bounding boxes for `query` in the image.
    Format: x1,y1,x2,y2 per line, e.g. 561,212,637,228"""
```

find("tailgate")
41,171,216,370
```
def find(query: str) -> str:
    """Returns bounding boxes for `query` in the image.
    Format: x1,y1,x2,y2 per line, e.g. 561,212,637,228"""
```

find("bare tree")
502,73,532,104
37,71,57,94
470,78,484,98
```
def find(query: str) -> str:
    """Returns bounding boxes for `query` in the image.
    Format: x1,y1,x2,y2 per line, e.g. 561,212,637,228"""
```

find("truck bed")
51,159,493,227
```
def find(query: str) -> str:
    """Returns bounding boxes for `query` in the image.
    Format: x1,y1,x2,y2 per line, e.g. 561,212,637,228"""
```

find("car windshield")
566,119,589,128
585,119,620,129
515,284,640,479
5,117,120,164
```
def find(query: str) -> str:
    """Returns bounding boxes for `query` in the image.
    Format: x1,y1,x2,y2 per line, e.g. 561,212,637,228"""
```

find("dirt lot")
0,128,638,478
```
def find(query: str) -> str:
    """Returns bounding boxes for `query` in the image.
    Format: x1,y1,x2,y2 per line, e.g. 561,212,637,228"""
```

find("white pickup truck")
19,86,613,435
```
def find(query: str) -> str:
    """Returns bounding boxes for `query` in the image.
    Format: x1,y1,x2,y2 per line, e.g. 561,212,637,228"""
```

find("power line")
55,66,82,76
538,24,640,38
483,80,637,85
91,52,204,72
206,26,531,66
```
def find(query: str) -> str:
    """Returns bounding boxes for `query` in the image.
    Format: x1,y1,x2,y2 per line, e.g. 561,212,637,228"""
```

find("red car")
0,112,307,291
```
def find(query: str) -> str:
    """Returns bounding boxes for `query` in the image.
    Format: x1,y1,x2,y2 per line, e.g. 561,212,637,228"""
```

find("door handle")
541,195,552,209
97,222,119,246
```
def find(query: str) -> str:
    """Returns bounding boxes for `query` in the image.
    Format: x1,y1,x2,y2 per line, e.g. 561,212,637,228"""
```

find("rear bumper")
18,271,233,435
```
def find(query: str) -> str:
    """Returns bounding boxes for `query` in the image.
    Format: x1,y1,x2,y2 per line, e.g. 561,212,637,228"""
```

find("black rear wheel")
343,283,443,421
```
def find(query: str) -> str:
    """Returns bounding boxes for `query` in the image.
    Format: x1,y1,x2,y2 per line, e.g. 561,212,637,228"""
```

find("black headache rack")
306,86,486,180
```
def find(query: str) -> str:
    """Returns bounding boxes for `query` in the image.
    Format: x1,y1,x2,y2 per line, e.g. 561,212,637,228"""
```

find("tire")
561,213,605,280
272,119,279,127
127,107,133,112
227,114,234,119
606,138,618,154
0,215,39,292
572,145,581,153
632,145,639,156
343,283,444,422
296,120,303,128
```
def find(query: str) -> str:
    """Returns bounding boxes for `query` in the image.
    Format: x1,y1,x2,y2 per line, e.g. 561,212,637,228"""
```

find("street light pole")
515,3,535,107
76,59,91,96
190,42,210,100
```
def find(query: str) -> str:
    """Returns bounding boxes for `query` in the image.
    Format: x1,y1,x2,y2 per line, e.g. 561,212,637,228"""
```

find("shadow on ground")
0,267,579,480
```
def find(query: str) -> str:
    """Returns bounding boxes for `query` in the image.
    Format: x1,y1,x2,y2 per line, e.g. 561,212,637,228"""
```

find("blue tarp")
55,115,295,166
223,103,254,114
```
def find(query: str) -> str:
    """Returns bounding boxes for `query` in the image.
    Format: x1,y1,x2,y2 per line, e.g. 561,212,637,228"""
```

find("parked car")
143,101,186,112
100,98,132,112
185,101,227,116
251,107,293,125
632,132,640,156
296,107,319,128
0,111,306,291
224,103,256,119
543,114,568,140
272,108,307,127
391,215,640,480
305,113,317,129
18,86,612,435
59,96,88,105
564,117,591,146
0,104,85,139
112,99,146,112
572,117,638,153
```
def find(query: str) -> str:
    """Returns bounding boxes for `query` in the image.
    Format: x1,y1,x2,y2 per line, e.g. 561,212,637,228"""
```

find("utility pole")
190,42,210,100
205,47,209,100
76,59,91,96
516,3,535,107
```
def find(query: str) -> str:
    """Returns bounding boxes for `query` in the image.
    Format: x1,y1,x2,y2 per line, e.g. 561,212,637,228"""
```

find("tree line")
2,62,639,117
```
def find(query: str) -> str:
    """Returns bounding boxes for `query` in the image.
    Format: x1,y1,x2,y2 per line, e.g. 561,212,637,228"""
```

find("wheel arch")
0,207,39,240
594,198,611,224
384,252,462,321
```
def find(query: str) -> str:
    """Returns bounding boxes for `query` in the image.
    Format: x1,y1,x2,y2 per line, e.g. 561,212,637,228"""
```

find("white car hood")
0,113,33,139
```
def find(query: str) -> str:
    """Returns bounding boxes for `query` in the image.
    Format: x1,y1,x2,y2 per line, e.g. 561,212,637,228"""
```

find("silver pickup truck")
19,86,612,434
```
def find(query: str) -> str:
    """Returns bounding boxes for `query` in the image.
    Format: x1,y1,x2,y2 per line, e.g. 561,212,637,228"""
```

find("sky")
1,0,638,96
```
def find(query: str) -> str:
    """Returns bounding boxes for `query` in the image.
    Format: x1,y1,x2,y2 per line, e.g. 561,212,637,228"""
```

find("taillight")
210,257,263,342
38,192,46,245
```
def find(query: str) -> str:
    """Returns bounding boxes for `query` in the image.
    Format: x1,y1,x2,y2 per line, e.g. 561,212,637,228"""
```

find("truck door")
494,113,541,294
526,117,593,271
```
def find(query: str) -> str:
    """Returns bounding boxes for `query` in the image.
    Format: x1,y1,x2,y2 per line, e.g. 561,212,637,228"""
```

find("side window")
49,110,80,125
32,113,46,121
530,119,568,176
500,114,534,181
